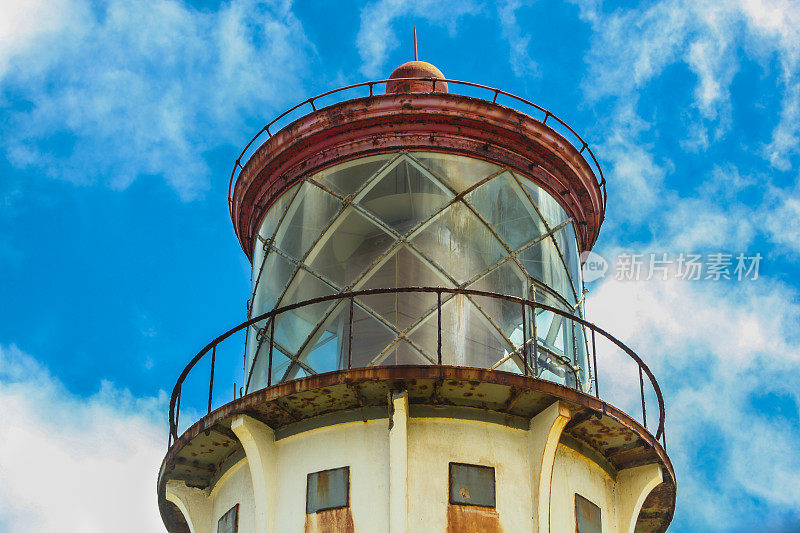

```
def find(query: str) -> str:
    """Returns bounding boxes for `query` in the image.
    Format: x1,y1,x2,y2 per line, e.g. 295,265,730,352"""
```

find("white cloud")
497,0,537,78
356,0,481,78
764,85,800,171
593,100,672,226
764,189,800,255
569,0,800,255
0,345,168,532
587,274,800,530
576,0,800,182
0,0,85,79
355,0,539,81
0,0,312,200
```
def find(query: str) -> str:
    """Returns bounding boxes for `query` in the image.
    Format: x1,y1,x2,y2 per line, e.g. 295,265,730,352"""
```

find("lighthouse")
157,56,676,533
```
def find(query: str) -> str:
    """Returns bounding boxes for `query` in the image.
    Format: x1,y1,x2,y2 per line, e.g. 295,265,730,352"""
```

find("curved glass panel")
246,152,588,392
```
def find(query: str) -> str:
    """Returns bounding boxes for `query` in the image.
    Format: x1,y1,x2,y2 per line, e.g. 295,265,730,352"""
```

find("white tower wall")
167,395,662,533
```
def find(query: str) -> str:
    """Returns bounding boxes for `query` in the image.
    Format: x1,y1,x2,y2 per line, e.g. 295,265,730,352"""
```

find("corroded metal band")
158,366,675,533
230,92,605,260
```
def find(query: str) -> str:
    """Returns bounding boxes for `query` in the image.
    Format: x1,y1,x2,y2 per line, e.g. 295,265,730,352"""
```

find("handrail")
167,287,664,449
227,77,607,219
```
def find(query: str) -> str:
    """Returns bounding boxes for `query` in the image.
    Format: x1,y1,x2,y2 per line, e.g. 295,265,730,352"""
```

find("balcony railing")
167,288,665,451
228,77,607,217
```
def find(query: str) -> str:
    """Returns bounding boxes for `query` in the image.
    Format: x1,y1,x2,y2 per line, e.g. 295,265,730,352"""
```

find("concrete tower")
158,57,676,533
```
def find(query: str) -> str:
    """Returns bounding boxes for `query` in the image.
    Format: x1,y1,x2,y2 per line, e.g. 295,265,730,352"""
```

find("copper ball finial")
385,61,449,94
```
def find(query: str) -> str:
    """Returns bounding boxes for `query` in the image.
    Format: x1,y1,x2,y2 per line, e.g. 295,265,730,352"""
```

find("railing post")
348,296,355,369
164,288,667,464
639,365,647,429
175,386,181,433
531,306,538,376
572,321,578,366
592,328,599,398
268,318,274,387
521,301,528,376
437,290,442,366
207,345,216,415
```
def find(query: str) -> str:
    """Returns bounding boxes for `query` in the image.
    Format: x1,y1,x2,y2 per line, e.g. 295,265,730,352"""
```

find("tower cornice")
230,90,605,261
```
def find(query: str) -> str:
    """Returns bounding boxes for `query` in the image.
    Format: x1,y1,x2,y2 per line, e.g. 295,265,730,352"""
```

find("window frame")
575,493,602,533
216,503,239,533
306,465,350,514
448,462,496,508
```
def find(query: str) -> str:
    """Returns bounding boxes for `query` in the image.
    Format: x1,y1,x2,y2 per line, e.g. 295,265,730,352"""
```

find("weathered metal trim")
231,93,604,259
158,366,674,533
170,287,666,448
162,365,673,482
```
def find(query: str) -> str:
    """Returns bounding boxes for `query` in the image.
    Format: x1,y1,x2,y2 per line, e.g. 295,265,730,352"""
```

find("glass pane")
357,157,453,235
357,246,452,331
247,336,292,391
575,494,601,533
274,182,341,261
303,325,342,375
552,222,582,299
251,252,297,316
315,154,394,197
407,294,511,368
347,303,398,368
217,504,239,533
377,338,432,366
468,261,529,363
468,259,527,298
307,467,349,514
449,463,495,508
465,172,548,250
533,307,578,387
412,152,501,194
516,173,569,228
410,202,506,284
517,237,575,304
252,182,300,279
300,300,397,372
274,269,337,355
305,207,396,289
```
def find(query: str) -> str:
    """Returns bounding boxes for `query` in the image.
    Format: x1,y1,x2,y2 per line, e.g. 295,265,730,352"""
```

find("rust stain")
232,94,604,260
304,507,355,533
447,505,502,533
160,367,675,532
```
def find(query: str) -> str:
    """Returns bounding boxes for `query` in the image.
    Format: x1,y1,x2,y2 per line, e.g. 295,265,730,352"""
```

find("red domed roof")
385,61,448,94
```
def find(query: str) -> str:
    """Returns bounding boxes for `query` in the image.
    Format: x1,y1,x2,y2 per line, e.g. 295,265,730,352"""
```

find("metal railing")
168,288,665,450
228,77,607,217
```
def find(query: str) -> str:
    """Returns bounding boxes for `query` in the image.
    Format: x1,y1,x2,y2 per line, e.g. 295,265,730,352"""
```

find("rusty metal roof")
229,84,606,260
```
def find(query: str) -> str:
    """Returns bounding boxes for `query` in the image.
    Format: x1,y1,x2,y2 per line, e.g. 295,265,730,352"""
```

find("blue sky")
1,0,800,531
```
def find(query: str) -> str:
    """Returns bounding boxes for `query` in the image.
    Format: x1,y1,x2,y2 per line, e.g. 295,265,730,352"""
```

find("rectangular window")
306,466,350,514
217,504,239,533
448,462,496,508
575,494,601,533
